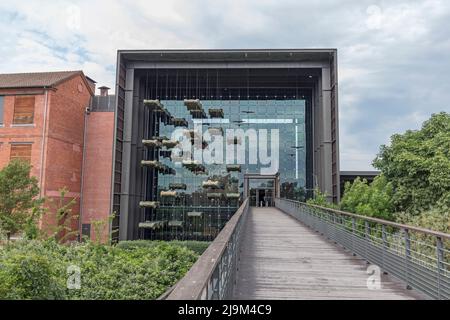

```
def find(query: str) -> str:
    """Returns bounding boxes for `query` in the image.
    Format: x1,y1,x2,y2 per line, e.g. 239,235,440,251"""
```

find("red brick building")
0,71,114,242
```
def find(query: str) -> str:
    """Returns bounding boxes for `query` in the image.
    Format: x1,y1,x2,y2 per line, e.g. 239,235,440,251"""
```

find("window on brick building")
0,96,4,125
13,96,35,125
10,143,32,163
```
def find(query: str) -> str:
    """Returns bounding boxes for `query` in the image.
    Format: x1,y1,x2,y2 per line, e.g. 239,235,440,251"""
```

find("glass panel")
249,179,274,189
143,99,307,240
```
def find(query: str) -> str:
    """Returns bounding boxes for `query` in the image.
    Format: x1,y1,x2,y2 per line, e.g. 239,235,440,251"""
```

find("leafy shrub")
373,112,450,214
0,240,198,300
340,175,394,220
395,208,450,234
0,252,65,300
306,188,339,209
116,240,210,255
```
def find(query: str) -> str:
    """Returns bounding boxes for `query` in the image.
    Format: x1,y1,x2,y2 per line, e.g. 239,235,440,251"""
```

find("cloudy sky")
0,0,449,170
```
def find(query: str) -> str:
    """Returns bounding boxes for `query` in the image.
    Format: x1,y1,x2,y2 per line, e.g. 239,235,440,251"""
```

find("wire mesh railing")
275,198,450,300
166,199,249,300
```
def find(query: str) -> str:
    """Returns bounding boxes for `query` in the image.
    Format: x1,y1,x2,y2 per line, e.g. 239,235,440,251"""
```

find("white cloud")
0,0,449,171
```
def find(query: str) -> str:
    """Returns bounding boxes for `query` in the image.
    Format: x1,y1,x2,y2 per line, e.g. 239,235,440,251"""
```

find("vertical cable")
155,69,159,99
186,69,189,99
166,70,169,100
196,69,199,98
206,70,209,99
175,70,178,100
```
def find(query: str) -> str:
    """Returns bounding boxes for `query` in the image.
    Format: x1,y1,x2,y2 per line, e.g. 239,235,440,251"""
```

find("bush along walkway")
0,240,199,300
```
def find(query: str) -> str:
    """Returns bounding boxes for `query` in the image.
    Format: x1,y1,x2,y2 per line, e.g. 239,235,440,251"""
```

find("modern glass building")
112,50,340,241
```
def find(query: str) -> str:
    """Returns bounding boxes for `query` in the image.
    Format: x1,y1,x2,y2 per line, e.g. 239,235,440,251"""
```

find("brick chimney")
98,86,110,97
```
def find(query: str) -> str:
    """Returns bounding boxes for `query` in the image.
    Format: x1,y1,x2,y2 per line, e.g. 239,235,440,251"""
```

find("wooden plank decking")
232,207,425,300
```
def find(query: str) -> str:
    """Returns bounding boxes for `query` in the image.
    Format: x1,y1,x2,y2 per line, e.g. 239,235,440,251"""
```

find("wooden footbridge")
166,199,449,300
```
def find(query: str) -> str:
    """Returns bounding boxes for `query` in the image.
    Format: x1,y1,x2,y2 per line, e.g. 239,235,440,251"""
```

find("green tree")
0,252,65,300
395,208,450,234
340,175,394,220
307,188,338,209
0,160,43,241
373,112,450,214
43,188,79,243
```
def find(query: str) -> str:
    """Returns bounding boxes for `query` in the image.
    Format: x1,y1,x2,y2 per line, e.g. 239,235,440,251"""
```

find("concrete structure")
112,49,340,241
0,71,114,241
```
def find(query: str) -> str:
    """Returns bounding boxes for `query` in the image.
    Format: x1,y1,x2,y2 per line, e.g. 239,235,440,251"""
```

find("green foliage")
43,188,79,243
340,175,395,220
0,160,43,240
281,184,307,202
0,240,198,300
117,240,211,255
306,188,338,209
373,112,450,214
23,207,43,240
0,252,65,299
395,208,450,234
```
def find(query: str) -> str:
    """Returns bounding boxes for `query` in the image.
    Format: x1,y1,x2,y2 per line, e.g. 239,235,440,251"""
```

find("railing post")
382,225,387,273
436,236,443,299
404,229,412,290
226,247,231,298
365,221,370,239
332,213,337,243
236,232,239,270
352,217,356,256
213,260,220,300
207,277,212,300
364,221,370,262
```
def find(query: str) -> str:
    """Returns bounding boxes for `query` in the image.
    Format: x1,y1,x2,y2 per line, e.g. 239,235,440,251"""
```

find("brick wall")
0,74,116,242
40,75,93,238
80,112,115,242
0,89,46,184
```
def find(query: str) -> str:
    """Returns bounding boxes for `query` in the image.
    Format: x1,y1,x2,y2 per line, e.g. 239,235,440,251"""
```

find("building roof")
118,48,337,63
340,171,380,177
0,70,94,94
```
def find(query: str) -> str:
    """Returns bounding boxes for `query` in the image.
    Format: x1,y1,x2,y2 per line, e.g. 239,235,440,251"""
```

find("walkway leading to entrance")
232,207,423,300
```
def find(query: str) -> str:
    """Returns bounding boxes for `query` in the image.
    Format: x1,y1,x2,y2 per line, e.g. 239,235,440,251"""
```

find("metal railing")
166,199,249,300
276,198,450,300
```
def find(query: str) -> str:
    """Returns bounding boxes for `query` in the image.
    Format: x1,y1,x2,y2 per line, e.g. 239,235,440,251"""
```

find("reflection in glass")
141,100,307,240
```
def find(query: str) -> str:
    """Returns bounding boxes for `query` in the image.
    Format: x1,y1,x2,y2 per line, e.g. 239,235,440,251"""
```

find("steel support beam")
119,67,134,240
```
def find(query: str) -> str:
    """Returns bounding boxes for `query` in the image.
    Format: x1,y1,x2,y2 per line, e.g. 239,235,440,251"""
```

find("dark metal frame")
112,49,340,241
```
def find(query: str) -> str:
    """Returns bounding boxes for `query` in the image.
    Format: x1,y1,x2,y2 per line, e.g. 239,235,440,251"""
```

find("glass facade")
113,56,340,242
141,99,308,240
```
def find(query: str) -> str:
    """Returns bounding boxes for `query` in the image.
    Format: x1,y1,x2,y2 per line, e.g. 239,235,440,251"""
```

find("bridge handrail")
167,199,249,300
280,198,450,240
276,198,450,300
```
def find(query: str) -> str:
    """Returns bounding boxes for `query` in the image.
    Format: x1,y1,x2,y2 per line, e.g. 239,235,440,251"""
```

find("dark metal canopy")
118,49,336,63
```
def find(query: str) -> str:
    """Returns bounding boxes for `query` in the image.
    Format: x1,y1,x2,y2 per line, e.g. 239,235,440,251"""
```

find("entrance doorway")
244,173,280,207
258,189,274,207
